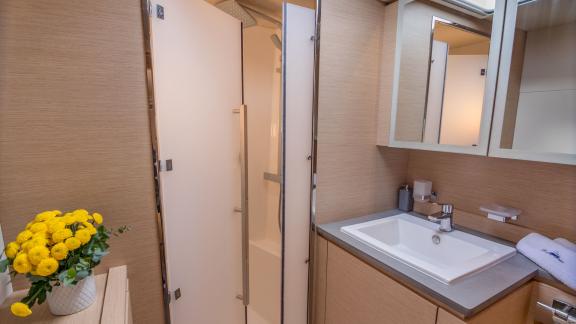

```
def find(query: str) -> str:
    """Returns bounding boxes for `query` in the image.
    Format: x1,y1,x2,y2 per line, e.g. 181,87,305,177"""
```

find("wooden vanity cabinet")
316,239,542,324
323,241,438,324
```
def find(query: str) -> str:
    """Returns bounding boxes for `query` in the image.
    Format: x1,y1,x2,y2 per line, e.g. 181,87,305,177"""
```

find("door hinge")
174,288,182,300
167,288,182,303
159,159,173,172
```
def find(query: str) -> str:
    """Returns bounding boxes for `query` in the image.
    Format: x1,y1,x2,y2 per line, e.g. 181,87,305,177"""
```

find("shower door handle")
239,104,250,307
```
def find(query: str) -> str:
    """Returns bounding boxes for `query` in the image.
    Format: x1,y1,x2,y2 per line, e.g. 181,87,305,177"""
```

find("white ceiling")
207,0,315,27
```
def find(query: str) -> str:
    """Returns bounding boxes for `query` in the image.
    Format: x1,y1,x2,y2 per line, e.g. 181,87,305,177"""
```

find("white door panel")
283,4,315,324
149,0,244,323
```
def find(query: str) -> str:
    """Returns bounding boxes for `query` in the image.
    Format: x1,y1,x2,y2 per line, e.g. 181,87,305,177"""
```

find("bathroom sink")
340,213,516,284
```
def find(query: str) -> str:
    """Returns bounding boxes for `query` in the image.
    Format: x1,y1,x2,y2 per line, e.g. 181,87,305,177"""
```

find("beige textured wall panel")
316,0,409,224
407,150,576,242
0,1,165,323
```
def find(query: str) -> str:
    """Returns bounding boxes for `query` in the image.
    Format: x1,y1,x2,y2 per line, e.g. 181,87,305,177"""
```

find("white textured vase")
47,275,97,316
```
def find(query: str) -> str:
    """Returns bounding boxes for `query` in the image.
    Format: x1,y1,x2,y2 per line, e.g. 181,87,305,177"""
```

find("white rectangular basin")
341,213,516,284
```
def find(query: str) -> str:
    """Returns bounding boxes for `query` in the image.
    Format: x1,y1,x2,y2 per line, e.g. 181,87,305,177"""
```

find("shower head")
215,0,257,28
270,34,282,51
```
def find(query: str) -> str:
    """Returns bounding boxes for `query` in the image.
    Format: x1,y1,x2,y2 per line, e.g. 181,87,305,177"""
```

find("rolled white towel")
555,238,576,253
517,233,576,290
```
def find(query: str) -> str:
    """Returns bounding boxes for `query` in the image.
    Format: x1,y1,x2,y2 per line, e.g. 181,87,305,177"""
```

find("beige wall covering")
407,150,576,242
0,1,165,323
316,0,409,224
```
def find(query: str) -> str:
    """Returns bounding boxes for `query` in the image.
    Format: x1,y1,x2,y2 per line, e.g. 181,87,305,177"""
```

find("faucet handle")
441,204,454,214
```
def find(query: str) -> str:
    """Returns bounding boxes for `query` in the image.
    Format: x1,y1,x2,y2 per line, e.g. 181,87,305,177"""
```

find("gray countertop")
317,209,540,318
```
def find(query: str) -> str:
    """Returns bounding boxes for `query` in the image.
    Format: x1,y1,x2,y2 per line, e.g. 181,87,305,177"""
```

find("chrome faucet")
428,204,454,232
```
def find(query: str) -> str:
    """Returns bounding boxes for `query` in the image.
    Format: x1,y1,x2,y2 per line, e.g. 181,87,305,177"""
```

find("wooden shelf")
0,266,131,324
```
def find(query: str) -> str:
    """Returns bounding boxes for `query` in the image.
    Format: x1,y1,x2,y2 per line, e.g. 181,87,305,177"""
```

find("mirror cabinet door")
490,0,576,165
389,0,505,155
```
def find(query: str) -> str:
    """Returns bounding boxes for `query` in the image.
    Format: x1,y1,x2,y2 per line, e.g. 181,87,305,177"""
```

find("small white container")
413,179,433,202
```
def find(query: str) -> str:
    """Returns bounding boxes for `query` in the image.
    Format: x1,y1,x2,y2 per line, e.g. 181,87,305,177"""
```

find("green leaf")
63,276,75,287
76,270,89,281
58,270,68,283
0,259,9,272
67,268,77,279
38,290,47,304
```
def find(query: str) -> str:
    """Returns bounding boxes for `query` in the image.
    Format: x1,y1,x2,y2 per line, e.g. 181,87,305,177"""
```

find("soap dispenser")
398,184,414,212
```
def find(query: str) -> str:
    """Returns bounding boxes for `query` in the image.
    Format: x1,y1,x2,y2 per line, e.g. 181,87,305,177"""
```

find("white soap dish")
480,204,521,223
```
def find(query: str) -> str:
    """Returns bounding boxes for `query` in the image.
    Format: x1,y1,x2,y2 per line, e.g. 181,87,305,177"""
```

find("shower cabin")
241,11,284,324
145,0,315,323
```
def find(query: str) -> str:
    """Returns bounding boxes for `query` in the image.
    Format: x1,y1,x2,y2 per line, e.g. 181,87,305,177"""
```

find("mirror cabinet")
382,0,576,165
490,0,576,165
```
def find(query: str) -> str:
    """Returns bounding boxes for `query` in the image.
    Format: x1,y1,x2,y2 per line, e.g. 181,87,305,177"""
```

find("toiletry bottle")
398,185,414,212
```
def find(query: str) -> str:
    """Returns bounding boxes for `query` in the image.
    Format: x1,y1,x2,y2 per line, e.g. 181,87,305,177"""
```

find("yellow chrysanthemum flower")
20,241,34,253
82,222,97,235
36,257,59,276
50,243,69,261
47,220,66,234
92,212,103,225
25,221,35,230
29,236,48,248
13,253,32,274
75,229,92,244
73,209,89,223
62,213,76,225
52,228,73,243
29,222,48,233
5,242,20,259
16,230,33,244
64,237,81,251
10,302,32,318
28,245,50,265
32,230,49,238
35,211,57,222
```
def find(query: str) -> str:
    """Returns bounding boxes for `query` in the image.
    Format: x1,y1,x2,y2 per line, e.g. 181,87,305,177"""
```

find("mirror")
490,0,576,165
423,18,490,146
390,0,504,154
